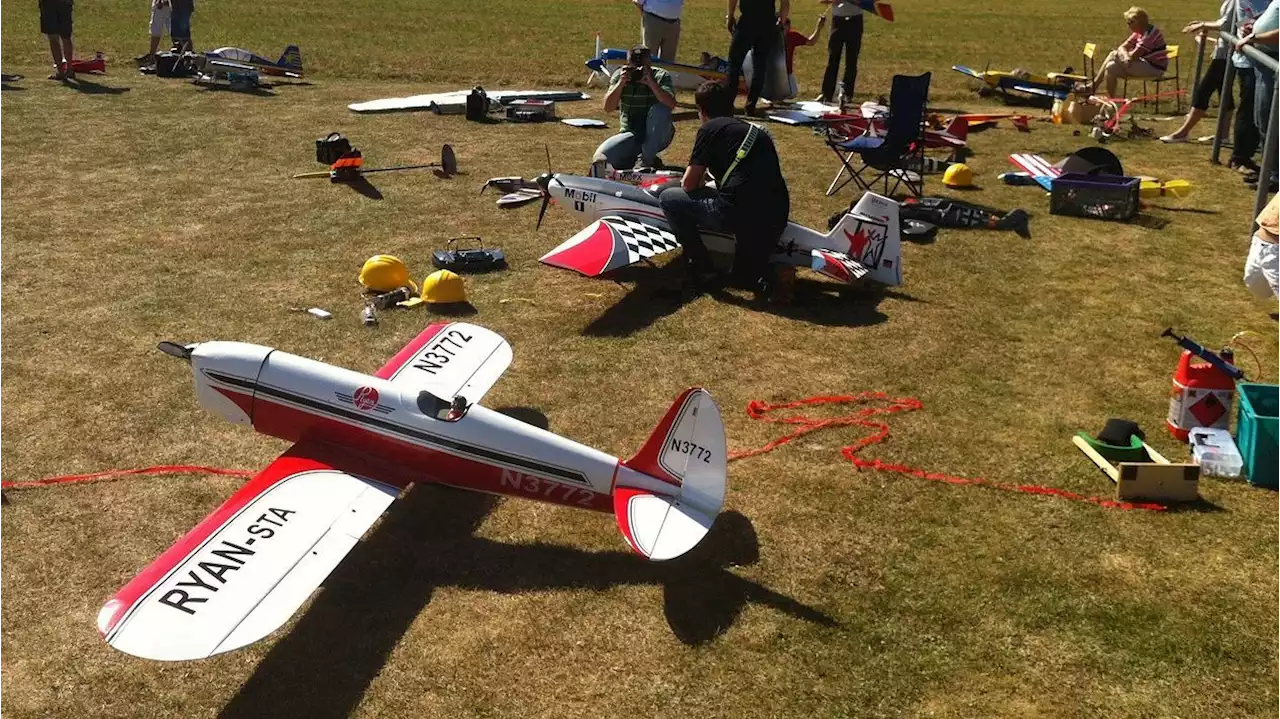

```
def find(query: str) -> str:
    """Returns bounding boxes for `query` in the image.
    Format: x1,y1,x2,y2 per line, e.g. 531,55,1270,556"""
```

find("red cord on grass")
728,392,1166,513
1,465,252,490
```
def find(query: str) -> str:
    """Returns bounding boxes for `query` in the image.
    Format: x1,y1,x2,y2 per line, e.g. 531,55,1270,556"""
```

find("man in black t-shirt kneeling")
658,81,790,294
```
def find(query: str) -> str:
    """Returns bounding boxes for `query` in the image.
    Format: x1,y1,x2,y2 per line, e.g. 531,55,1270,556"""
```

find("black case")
316,133,352,165
432,237,506,272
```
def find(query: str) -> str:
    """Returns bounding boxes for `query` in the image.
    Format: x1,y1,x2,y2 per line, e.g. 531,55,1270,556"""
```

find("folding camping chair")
820,72,930,198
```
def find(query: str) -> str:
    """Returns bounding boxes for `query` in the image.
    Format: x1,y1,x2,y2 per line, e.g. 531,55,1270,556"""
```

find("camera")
626,47,649,82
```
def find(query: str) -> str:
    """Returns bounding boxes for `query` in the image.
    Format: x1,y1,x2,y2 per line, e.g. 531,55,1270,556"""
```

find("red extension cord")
2,393,1164,512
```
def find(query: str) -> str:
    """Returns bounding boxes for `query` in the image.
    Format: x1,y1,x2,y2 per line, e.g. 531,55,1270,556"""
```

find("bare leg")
62,37,75,66
149,34,162,55
47,34,65,74
1103,64,1120,99
1167,107,1207,139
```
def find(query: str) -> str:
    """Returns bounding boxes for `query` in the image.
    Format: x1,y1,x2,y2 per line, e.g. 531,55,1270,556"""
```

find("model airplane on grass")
952,65,1083,102
525,170,902,287
1008,153,1193,198
201,45,303,78
818,112,971,151
584,35,790,98
97,323,726,661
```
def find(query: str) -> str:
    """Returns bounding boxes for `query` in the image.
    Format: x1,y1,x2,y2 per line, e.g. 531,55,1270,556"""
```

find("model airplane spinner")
97,323,727,661
527,170,902,286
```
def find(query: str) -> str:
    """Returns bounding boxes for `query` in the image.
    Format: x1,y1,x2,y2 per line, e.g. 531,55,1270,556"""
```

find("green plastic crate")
1236,383,1278,488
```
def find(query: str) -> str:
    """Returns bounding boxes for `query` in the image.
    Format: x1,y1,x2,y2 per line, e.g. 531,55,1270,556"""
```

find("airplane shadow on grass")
219,414,835,719
63,77,130,95
218,499,835,719
581,260,910,337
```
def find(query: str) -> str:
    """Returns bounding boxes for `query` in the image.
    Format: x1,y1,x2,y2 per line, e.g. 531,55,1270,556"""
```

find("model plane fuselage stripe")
205,371,591,486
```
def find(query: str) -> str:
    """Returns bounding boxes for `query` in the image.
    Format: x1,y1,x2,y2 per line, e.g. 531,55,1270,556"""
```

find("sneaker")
812,94,831,103
64,68,76,80
1159,134,1187,143
134,53,155,65
47,69,65,80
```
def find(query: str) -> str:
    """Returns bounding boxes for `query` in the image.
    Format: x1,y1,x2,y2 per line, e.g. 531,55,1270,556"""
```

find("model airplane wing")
809,249,871,284
375,322,513,403
540,216,681,277
1009,83,1069,100
1009,153,1059,191
98,443,402,661
951,65,987,82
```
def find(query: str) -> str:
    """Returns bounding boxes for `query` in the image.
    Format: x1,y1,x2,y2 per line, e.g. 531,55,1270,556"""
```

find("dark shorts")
39,0,73,38
171,7,192,39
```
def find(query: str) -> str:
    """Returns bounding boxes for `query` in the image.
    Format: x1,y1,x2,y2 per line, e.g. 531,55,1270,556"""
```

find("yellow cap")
942,163,974,188
359,255,417,293
421,269,467,304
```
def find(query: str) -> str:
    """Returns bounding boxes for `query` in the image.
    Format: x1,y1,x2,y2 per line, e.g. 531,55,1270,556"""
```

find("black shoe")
1231,158,1261,174
1243,171,1261,184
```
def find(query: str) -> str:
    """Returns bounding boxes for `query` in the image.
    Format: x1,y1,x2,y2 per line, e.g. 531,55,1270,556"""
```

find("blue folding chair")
821,72,931,198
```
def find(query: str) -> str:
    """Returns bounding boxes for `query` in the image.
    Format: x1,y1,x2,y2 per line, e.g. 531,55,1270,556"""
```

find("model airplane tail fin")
942,116,968,141
278,45,302,71
614,388,727,561
827,192,902,286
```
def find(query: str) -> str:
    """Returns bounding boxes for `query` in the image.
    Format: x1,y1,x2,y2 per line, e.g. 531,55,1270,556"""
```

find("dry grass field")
2,0,1277,717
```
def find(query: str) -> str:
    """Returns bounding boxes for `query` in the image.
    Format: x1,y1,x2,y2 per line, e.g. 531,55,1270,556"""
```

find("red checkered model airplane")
531,171,903,287
98,323,726,660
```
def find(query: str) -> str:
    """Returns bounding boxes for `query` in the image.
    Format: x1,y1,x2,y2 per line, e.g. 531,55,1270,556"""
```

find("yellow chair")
1122,45,1182,113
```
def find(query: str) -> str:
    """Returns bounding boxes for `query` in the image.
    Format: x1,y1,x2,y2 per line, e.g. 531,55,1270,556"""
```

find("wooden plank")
1073,435,1121,482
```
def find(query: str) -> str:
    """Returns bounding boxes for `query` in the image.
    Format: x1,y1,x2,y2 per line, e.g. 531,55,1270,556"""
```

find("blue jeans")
1256,65,1275,142
594,104,674,170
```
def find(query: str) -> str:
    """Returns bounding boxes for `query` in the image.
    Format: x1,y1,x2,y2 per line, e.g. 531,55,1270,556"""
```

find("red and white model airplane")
532,172,903,287
97,322,727,661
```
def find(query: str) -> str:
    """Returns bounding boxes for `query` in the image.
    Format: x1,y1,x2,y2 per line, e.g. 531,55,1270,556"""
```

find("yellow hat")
942,163,974,188
359,255,417,293
420,269,467,304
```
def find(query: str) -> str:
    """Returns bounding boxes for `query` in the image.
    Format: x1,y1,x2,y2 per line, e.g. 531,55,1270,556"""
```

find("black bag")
465,86,490,121
432,237,506,272
156,51,196,78
315,132,352,165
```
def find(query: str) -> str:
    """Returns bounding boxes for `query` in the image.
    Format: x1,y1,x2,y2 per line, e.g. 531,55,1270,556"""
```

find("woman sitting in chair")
1085,7,1169,98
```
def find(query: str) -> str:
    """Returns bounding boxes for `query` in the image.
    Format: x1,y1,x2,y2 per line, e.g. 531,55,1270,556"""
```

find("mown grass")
2,1,1277,718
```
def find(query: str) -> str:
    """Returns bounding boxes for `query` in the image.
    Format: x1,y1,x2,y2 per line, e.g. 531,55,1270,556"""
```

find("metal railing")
1207,18,1278,230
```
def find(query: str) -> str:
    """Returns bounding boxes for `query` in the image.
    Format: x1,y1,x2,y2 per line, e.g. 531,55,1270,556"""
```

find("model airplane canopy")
99,323,726,661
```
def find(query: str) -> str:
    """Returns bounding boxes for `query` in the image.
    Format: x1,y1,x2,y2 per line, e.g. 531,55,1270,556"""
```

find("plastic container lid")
1189,427,1244,478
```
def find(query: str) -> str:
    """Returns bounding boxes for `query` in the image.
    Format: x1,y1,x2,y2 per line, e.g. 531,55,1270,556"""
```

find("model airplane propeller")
97,323,727,661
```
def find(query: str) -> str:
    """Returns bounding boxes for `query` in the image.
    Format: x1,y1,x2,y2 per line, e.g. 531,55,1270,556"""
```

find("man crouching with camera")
594,46,678,173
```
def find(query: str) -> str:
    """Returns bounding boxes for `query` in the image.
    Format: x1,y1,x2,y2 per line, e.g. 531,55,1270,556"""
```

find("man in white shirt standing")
634,0,684,62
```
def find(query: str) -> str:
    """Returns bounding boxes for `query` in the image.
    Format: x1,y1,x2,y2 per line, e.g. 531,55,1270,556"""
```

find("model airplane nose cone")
157,341,195,361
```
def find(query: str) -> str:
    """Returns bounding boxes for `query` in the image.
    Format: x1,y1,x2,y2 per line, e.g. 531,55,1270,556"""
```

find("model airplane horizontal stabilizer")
810,249,871,284
618,387,727,560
